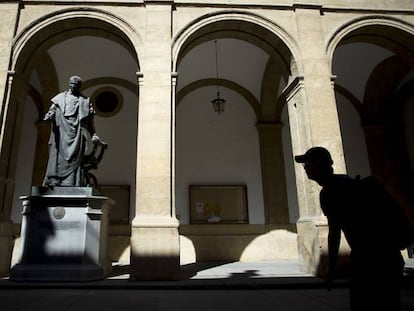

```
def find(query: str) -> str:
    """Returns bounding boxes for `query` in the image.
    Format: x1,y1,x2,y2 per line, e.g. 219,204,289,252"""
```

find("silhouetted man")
295,146,404,311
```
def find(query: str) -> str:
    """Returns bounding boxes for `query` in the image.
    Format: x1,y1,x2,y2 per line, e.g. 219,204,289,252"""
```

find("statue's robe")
43,91,93,186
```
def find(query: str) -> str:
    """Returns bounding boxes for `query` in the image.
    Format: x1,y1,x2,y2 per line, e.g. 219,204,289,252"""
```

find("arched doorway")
173,15,300,263
331,21,414,221
5,10,140,270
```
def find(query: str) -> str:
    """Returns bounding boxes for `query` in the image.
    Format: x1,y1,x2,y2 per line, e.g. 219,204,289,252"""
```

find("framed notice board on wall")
189,185,248,224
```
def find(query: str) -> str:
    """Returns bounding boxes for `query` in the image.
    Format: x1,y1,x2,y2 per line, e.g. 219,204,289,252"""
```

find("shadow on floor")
108,261,234,280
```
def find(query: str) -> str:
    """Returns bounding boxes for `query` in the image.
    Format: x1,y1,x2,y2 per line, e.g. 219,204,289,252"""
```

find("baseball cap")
294,146,333,165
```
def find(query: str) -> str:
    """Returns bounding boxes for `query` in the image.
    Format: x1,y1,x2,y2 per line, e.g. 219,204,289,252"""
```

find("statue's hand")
42,110,55,122
91,133,108,149
42,104,56,122
91,133,100,144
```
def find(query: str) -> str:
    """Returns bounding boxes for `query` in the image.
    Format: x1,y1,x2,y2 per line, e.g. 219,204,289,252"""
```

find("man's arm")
326,218,341,290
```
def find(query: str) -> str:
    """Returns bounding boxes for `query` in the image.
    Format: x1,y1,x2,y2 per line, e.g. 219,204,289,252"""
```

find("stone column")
256,122,289,224
0,3,19,277
289,7,347,275
0,72,16,277
130,1,180,281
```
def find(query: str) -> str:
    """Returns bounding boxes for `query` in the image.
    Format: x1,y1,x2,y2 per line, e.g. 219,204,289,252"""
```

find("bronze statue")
42,75,107,187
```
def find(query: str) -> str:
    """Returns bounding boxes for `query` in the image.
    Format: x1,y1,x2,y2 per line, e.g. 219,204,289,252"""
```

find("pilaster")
256,122,289,224
289,7,347,275
0,3,25,277
0,2,19,153
130,2,180,280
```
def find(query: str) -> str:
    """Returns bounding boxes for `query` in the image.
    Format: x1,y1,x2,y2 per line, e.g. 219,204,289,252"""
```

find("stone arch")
173,11,295,229
363,56,410,124
82,77,138,95
176,78,261,119
327,16,414,132
172,10,302,76
10,7,141,121
3,7,141,202
327,15,414,217
326,15,414,71
362,56,414,213
12,7,141,74
261,56,289,123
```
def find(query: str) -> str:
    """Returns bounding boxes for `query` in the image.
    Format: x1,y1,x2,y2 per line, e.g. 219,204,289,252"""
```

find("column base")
130,216,180,281
296,216,350,277
296,216,328,276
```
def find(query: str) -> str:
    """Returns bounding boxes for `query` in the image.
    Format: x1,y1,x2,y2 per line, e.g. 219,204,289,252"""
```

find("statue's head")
69,75,82,94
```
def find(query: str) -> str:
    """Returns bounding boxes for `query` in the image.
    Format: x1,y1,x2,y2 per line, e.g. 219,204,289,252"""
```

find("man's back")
319,174,368,251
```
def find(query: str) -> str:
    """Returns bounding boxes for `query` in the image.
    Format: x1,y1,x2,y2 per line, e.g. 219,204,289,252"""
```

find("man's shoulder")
321,174,355,197
332,174,354,183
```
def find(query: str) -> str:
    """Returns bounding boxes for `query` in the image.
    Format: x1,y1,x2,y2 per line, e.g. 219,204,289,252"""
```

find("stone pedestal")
10,186,110,281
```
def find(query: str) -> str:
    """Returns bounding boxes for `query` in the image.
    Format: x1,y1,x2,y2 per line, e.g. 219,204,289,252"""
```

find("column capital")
7,71,15,86
136,72,144,86
132,215,179,228
144,0,174,5
280,75,305,102
171,72,178,86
